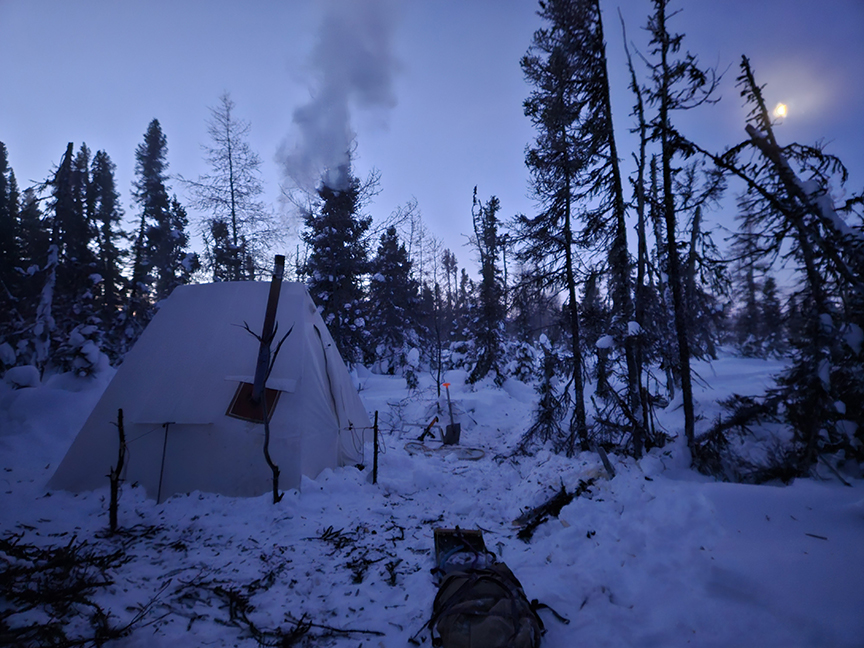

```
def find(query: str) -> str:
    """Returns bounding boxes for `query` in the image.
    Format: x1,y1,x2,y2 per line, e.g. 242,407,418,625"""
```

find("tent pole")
373,411,379,485
157,422,172,504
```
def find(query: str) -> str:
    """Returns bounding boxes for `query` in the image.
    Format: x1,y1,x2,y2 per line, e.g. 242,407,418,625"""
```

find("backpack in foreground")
431,561,543,648
411,528,566,648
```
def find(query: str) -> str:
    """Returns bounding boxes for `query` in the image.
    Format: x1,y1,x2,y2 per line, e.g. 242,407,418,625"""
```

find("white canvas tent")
49,281,371,501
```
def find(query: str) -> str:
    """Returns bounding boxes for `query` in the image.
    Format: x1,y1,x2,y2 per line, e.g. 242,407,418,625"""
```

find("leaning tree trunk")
658,3,695,448
625,20,652,453
562,172,588,455
601,33,645,456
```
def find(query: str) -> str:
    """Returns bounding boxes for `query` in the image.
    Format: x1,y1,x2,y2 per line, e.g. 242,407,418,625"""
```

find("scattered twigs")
176,574,384,646
96,523,165,544
310,525,356,553
286,614,385,638
4,519,399,647
305,523,412,588
346,549,386,584
384,558,403,586
0,533,139,647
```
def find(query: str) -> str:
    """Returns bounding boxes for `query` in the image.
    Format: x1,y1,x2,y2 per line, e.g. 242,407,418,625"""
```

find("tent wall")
48,282,370,500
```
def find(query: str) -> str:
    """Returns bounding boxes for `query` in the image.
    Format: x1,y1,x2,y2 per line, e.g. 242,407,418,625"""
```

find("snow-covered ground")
2,354,862,647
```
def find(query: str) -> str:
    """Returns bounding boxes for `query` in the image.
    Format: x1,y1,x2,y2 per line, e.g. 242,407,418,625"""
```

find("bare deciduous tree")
184,93,279,280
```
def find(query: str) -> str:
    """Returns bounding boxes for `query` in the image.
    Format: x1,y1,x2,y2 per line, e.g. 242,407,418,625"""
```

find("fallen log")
515,478,596,541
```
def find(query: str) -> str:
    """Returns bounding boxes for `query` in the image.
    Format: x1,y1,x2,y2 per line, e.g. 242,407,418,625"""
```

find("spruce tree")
206,219,247,282
682,195,728,362
735,263,761,356
129,120,169,329
0,143,20,316
730,212,764,356
759,276,785,357
0,143,21,359
518,334,569,454
519,0,591,454
455,269,474,340
130,119,197,332
722,58,862,468
468,188,506,385
510,266,561,345
643,0,719,448
50,144,96,293
441,249,459,342
152,196,198,300
301,163,371,364
70,145,92,249
416,281,441,380
28,145,72,372
687,56,864,473
368,225,421,374
43,143,101,374
556,0,646,454
580,270,610,393
16,188,48,313
88,150,125,343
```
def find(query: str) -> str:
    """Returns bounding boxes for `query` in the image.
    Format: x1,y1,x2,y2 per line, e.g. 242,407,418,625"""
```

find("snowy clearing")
2,354,863,647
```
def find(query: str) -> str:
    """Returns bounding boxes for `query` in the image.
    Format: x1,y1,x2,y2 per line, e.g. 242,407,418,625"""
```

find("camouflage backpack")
427,562,544,648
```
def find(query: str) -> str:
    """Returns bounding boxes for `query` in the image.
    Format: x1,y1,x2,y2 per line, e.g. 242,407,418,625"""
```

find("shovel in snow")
442,382,461,445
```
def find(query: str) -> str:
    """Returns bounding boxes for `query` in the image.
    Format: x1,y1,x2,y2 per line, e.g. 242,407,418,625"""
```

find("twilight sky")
1,0,862,272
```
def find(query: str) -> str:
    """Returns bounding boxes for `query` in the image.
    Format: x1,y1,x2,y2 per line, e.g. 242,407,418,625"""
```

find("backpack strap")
410,569,512,645
530,598,571,625
410,571,483,645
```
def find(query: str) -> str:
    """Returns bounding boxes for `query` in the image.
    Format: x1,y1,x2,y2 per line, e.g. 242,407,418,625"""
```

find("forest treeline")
1,0,862,482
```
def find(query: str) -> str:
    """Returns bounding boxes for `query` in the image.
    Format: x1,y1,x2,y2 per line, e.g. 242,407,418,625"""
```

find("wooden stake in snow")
108,408,126,533
373,411,379,485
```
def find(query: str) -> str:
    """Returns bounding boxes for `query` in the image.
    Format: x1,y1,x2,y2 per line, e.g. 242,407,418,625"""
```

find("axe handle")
419,416,439,441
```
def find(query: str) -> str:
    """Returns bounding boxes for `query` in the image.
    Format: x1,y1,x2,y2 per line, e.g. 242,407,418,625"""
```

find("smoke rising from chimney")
280,0,398,192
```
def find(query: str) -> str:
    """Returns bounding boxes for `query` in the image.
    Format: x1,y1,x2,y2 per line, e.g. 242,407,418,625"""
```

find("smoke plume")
281,0,398,192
